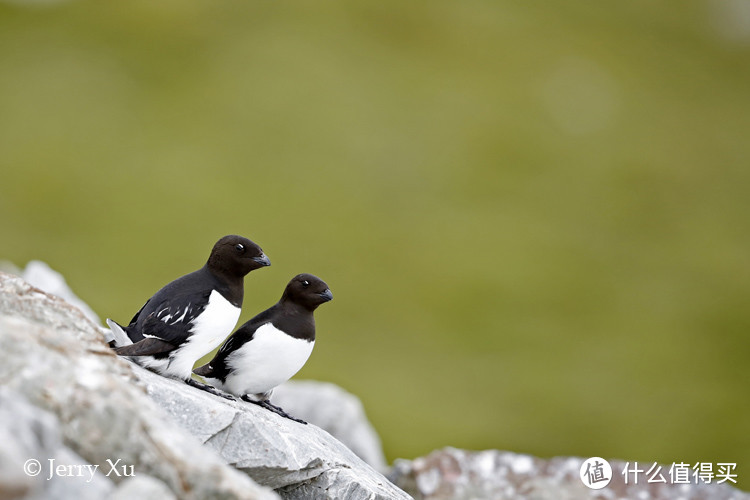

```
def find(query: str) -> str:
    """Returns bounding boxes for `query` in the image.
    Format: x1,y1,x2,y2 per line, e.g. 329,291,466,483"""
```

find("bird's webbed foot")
186,378,236,400
240,395,307,424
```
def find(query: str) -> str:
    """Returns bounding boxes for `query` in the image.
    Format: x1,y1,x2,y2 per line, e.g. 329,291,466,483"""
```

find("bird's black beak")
319,289,333,302
252,253,271,267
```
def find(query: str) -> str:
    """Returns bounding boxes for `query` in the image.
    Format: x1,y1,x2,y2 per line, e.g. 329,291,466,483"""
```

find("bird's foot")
240,395,307,424
186,378,236,400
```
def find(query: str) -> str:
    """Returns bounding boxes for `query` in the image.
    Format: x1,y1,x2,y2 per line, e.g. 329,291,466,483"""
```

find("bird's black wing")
138,288,212,346
117,290,212,357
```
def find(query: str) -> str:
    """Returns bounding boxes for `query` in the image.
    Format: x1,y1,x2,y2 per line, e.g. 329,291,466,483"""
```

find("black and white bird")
106,235,270,395
194,273,332,423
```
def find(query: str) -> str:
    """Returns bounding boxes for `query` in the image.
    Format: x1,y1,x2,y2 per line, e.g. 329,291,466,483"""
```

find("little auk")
106,235,270,396
194,273,332,423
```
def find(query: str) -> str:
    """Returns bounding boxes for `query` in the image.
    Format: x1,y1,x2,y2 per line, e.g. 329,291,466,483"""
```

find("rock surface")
272,380,388,472
136,363,408,499
0,272,410,500
389,447,749,500
0,388,114,500
0,272,277,500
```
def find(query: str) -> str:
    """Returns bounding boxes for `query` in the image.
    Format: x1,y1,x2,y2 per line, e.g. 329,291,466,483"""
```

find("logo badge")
580,457,612,489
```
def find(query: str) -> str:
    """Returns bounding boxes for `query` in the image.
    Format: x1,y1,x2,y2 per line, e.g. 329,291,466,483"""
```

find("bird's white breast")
163,289,240,379
222,322,315,396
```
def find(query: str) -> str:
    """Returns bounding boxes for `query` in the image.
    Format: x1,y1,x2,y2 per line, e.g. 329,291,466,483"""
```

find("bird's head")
207,235,271,278
282,273,332,311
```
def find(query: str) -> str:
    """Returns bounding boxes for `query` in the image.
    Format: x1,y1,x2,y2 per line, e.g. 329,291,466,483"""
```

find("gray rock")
0,272,277,500
0,388,114,500
139,364,410,499
271,380,388,472
110,476,177,500
389,447,749,500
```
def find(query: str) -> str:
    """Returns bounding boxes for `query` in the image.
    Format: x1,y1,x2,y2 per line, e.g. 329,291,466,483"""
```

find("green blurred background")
1,0,748,482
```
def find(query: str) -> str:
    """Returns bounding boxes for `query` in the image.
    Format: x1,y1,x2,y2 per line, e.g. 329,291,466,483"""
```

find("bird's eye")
302,280,310,287
235,244,244,252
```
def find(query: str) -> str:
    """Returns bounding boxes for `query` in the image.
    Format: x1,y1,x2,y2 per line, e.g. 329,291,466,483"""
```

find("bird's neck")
279,296,317,315
275,300,316,340
204,265,244,308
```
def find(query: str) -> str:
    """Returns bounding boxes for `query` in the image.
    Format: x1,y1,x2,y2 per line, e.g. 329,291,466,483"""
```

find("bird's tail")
193,363,213,377
106,318,133,348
